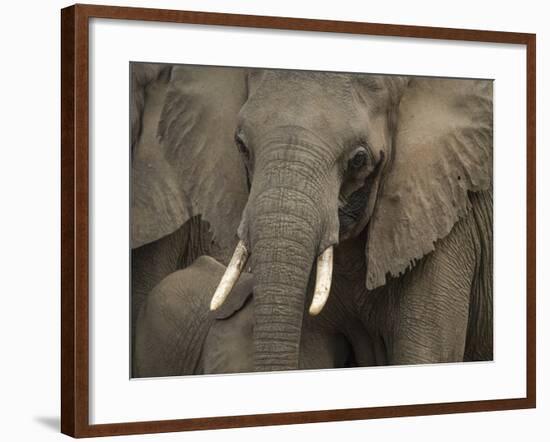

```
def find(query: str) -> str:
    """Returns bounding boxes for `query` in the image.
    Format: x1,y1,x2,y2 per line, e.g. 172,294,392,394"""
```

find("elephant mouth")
338,185,370,234
209,240,334,316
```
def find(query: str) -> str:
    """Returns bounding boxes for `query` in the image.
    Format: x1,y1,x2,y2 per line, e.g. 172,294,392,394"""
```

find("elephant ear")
131,63,182,248
365,77,493,289
130,63,171,152
131,65,249,256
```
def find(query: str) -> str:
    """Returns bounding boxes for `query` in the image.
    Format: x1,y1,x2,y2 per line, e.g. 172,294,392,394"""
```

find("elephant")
130,64,229,370
131,63,493,376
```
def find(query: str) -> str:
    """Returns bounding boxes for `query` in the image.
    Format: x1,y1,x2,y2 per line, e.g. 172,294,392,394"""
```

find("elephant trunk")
250,184,321,371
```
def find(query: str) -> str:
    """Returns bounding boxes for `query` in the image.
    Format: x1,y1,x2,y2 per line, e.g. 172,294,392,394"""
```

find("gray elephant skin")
131,64,493,377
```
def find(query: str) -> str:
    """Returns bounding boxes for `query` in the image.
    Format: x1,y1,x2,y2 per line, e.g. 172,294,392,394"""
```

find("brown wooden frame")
61,3,536,438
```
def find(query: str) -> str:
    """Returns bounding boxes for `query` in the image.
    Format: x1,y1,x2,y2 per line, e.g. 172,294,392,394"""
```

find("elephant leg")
298,315,355,370
389,215,477,365
134,256,226,378
346,327,386,367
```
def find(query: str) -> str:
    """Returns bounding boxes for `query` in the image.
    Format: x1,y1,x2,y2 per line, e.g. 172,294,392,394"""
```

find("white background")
0,0,547,440
90,17,526,425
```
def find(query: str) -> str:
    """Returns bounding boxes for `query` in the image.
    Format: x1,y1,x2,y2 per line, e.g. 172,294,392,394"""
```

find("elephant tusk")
210,240,249,311
308,246,334,316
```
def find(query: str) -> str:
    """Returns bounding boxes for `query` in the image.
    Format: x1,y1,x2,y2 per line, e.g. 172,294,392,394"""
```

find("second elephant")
135,256,352,377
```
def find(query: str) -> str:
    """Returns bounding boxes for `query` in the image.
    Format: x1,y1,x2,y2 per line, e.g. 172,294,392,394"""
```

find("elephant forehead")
250,70,353,109
242,71,362,138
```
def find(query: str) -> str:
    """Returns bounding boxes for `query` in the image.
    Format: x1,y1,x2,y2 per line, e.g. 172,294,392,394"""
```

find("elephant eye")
235,134,250,161
235,133,253,190
348,147,370,171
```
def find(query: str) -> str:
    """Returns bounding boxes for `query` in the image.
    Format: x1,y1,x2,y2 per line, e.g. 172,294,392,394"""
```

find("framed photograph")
61,4,536,438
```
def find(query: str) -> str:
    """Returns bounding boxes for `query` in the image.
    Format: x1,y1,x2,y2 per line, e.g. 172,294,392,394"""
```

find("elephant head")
132,63,492,372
